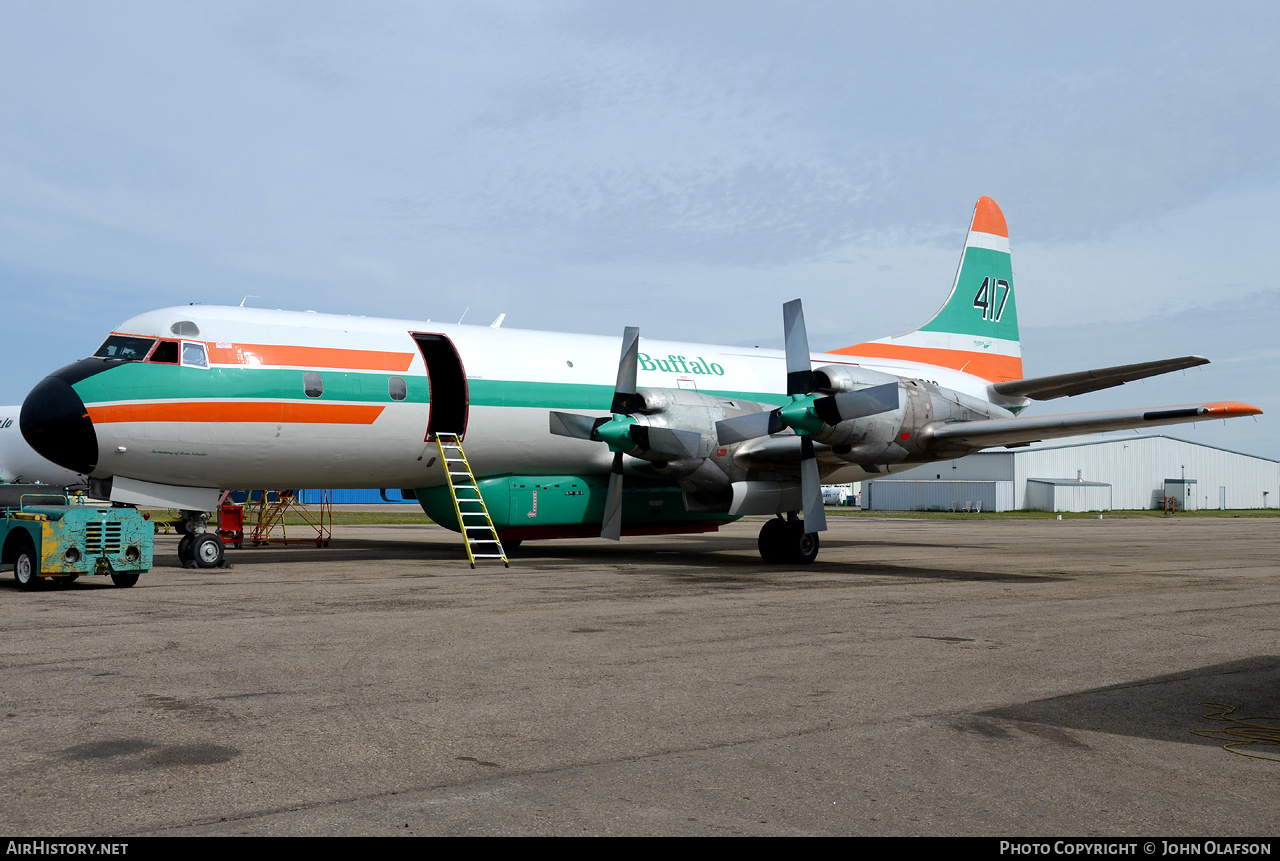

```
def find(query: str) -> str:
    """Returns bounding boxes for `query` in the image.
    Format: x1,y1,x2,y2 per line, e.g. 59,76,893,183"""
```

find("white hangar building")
863,435,1279,513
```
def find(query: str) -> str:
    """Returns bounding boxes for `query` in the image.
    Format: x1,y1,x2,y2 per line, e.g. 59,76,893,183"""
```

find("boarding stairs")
434,433,508,568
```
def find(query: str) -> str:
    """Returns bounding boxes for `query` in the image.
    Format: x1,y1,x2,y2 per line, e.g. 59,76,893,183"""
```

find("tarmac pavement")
2,516,1278,836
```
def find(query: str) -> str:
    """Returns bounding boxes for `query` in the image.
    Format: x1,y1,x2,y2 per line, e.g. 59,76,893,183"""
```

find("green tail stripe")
917,246,1019,343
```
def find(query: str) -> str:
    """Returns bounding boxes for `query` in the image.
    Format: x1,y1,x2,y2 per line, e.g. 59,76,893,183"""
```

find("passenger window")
148,341,179,364
389,376,407,401
180,342,209,368
93,336,155,362
304,372,323,398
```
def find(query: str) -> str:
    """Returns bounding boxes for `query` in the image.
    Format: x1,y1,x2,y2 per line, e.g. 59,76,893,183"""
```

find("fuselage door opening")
412,333,469,441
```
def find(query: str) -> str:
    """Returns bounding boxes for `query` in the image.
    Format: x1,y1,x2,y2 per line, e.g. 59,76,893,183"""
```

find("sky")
1,1,1277,458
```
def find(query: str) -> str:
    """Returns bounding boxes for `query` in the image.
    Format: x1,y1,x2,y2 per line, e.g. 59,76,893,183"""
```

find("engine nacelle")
629,387,767,461
812,363,900,393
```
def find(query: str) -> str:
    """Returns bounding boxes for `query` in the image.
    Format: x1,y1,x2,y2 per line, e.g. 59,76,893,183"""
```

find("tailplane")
833,196,1023,383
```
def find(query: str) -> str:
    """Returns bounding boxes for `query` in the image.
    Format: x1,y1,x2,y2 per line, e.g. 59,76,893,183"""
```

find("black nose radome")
21,364,103,476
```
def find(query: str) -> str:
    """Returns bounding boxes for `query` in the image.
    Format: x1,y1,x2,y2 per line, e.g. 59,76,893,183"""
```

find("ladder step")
435,434,506,567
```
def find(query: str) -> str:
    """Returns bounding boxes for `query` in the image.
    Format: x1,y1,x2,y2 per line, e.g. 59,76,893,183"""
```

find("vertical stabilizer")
833,196,1023,382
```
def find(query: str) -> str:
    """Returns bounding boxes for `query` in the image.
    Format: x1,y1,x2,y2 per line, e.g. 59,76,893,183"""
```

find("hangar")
863,435,1279,513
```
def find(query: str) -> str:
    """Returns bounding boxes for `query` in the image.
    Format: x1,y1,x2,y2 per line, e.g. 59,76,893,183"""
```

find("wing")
991,356,1208,400
922,401,1261,450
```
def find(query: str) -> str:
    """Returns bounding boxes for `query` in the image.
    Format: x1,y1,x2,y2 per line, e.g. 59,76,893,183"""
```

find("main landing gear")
176,511,228,569
757,514,820,564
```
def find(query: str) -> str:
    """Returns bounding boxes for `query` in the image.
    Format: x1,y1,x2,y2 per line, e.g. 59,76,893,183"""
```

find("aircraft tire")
788,526,819,565
13,544,40,591
110,572,140,588
192,533,225,569
177,533,195,564
757,518,790,563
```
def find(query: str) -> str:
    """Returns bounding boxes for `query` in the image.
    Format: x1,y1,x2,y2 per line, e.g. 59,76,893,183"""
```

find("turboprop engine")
801,365,1008,464
548,327,766,539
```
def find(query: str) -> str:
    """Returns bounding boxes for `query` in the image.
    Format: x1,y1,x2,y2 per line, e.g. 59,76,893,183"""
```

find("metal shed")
1025,479,1112,512
865,435,1278,511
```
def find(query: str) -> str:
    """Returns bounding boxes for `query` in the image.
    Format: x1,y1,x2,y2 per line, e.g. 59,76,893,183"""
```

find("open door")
412,333,469,441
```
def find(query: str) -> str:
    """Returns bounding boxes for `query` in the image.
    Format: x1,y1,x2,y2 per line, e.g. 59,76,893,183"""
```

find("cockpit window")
180,341,209,369
94,336,155,362
148,341,180,364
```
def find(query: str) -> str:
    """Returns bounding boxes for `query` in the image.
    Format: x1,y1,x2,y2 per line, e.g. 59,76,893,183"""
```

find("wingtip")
971,196,1008,238
1203,401,1263,418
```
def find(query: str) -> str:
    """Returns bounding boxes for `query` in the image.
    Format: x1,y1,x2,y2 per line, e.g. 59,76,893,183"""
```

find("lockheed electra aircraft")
18,198,1261,567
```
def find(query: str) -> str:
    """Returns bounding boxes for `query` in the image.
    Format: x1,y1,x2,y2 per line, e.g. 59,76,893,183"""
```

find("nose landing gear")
176,512,228,569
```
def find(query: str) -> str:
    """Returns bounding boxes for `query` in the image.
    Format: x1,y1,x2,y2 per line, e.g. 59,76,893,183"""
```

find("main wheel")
192,533,225,569
13,545,40,591
757,518,790,563
177,533,195,564
789,526,820,565
111,571,140,588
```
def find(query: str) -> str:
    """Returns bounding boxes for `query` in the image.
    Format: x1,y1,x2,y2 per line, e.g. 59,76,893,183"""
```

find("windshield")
93,335,156,362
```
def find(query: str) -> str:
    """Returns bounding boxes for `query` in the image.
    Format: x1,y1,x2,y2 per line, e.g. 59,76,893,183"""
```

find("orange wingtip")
1202,401,1263,418
970,196,1008,238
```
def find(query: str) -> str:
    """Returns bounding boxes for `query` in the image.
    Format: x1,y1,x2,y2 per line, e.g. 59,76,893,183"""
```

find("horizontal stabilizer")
991,356,1209,401
923,401,1261,450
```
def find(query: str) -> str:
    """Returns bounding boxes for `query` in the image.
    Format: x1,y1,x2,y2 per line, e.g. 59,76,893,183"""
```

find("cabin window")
94,336,155,362
180,341,208,368
148,341,179,364
304,372,323,398
389,376,407,401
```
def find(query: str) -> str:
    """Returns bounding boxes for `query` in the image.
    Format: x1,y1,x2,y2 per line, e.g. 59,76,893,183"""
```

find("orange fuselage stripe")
87,402,387,424
203,343,416,371
831,342,1023,383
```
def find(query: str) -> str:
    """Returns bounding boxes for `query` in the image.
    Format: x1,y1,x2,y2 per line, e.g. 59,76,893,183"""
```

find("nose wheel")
178,532,226,568
758,516,820,564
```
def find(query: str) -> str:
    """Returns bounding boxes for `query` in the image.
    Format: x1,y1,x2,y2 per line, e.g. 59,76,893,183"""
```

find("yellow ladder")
434,433,508,568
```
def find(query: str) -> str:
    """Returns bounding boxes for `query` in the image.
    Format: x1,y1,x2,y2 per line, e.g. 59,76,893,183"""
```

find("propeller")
549,326,700,541
714,299,901,535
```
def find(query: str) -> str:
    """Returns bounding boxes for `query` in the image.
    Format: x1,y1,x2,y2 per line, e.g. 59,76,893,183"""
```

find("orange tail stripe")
203,343,416,371
970,196,1008,238
830,342,1023,383
87,402,386,424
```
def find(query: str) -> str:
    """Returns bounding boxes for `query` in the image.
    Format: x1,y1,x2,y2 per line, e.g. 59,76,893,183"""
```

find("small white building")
864,435,1278,512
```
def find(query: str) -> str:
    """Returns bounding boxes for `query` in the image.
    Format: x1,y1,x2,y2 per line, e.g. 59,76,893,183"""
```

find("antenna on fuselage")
239,295,259,307
457,307,469,325
490,313,506,328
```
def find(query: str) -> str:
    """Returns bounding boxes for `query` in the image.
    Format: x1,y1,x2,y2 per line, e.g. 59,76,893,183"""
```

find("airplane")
16,197,1261,569
0,405,87,487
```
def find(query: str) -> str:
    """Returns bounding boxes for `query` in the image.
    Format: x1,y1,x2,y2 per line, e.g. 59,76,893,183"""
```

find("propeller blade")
715,410,785,445
632,425,702,459
783,299,817,396
611,326,643,414
814,382,901,424
799,435,827,534
549,411,600,441
601,451,625,541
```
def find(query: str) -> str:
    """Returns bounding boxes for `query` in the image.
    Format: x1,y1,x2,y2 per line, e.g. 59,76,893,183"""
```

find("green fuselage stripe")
71,364,789,412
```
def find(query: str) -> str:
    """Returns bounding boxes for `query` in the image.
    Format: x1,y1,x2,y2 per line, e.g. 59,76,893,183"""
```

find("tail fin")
832,196,1023,383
